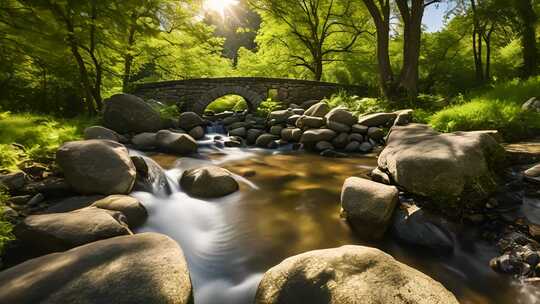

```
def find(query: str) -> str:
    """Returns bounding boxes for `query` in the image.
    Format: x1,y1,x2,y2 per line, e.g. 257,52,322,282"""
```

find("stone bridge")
133,77,366,114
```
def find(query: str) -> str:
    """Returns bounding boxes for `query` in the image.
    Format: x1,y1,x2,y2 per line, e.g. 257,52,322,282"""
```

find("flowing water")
130,135,540,304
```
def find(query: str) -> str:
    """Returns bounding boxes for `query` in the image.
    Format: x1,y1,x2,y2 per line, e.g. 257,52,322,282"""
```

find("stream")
130,134,540,304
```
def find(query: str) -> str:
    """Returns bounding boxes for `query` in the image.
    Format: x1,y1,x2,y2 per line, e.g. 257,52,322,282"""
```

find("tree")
361,0,441,99
511,0,538,78
250,0,371,81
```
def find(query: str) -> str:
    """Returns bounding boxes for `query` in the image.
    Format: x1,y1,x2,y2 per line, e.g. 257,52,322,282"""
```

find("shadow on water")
130,138,540,304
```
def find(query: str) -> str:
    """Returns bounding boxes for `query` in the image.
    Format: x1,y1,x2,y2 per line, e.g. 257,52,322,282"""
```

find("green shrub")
256,98,285,117
206,95,248,113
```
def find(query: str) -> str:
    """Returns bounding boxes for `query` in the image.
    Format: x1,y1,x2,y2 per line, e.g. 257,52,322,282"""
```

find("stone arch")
192,86,265,114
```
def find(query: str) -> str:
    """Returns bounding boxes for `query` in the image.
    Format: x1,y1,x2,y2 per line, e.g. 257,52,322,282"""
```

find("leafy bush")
256,98,285,117
206,95,248,113
0,112,93,170
158,104,181,120
323,91,391,116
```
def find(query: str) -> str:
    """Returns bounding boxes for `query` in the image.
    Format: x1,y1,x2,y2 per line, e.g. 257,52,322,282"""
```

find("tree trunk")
362,0,394,98
122,14,138,92
470,0,484,83
397,0,424,98
514,0,538,78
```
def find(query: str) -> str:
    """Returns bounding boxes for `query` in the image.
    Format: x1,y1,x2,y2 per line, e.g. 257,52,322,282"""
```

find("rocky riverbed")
0,93,539,304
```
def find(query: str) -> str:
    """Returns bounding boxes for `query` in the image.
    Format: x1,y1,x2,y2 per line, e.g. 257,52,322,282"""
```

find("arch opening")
205,94,249,115
192,86,264,114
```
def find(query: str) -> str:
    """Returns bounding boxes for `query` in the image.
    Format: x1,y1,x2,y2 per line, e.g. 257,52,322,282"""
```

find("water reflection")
132,148,538,304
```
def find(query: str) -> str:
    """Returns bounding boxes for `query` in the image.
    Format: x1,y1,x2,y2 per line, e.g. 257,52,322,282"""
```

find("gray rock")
178,112,204,130
295,115,325,129
0,233,193,304
359,142,372,153
341,177,398,239
15,207,131,253
255,245,459,304
300,129,336,144
291,108,305,115
358,112,397,127
188,126,205,140
327,120,351,133
229,127,247,138
351,124,369,134
103,94,162,133
247,129,265,144
524,163,540,184
394,109,414,126
131,132,157,149
522,97,540,112
287,114,301,126
378,124,506,207
281,128,302,142
44,195,105,213
56,140,136,195
270,125,284,136
344,141,360,152
325,107,356,126
84,126,122,142
315,141,334,151
370,168,391,184
92,195,147,228
131,156,171,196
180,166,239,198
155,130,198,155
332,133,350,149
392,204,455,253
367,127,385,140
268,110,293,123
0,171,28,192
256,134,279,148
304,102,330,117
348,133,364,143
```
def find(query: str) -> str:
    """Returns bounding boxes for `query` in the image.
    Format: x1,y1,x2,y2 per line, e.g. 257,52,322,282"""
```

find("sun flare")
204,0,239,17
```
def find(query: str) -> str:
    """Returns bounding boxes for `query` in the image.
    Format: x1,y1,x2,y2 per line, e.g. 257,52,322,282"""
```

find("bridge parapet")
133,77,366,114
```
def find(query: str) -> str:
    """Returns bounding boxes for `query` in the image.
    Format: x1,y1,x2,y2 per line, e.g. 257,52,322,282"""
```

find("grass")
428,77,540,141
0,112,94,172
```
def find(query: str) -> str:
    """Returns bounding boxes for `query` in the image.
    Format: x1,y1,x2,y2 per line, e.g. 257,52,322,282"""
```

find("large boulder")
256,134,279,148
378,124,505,207
103,93,162,133
84,126,122,142
180,166,239,198
325,107,356,126
340,177,398,239
0,171,28,192
281,128,302,142
392,204,454,253
255,245,459,304
358,112,397,127
304,102,330,117
56,140,136,195
92,195,147,228
14,207,131,253
155,130,198,155
131,156,172,196
0,233,193,304
179,112,204,130
132,132,158,149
